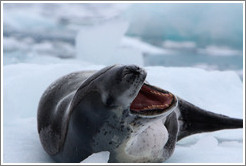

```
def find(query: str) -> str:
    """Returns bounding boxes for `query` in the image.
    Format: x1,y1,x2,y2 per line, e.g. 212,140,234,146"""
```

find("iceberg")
76,20,144,66
126,3,243,50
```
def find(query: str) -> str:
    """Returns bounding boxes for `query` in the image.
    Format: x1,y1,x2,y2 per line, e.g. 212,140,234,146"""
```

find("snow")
80,151,110,163
167,134,243,163
3,60,243,163
145,67,243,118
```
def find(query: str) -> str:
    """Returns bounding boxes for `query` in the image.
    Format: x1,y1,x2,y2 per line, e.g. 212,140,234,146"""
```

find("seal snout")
122,65,147,79
125,65,142,74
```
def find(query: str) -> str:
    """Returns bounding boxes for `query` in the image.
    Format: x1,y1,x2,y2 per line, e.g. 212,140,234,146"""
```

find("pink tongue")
130,84,174,112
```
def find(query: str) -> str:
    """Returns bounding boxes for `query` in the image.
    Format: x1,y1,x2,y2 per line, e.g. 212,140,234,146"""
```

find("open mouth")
130,83,177,117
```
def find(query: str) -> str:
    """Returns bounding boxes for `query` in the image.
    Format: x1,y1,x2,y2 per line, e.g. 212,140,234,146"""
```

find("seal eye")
106,95,115,106
130,83,177,117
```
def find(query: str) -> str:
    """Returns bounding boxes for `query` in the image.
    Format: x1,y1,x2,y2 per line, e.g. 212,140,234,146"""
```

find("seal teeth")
150,90,170,97
143,104,167,110
150,105,155,109
150,90,160,96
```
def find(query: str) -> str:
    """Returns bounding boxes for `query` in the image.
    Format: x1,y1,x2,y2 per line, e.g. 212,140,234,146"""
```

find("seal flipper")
177,98,243,141
163,112,179,160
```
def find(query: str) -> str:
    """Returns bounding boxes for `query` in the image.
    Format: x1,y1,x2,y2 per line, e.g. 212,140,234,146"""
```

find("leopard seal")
37,64,243,163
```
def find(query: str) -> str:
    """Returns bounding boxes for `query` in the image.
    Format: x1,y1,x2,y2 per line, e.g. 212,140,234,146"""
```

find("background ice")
2,2,244,164
3,3,243,73
75,19,173,66
76,20,143,66
126,3,243,49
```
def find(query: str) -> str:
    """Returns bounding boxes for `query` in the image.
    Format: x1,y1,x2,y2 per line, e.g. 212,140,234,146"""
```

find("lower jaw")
130,101,178,118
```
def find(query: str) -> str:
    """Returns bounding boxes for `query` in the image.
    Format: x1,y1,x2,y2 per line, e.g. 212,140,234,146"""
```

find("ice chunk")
198,45,242,56
76,20,143,66
126,3,243,49
121,36,170,54
80,151,110,163
162,40,196,50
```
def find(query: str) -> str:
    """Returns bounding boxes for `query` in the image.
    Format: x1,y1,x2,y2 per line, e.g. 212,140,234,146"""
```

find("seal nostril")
125,65,142,74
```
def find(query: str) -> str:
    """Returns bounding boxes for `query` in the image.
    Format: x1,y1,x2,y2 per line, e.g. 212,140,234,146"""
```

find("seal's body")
37,65,243,163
